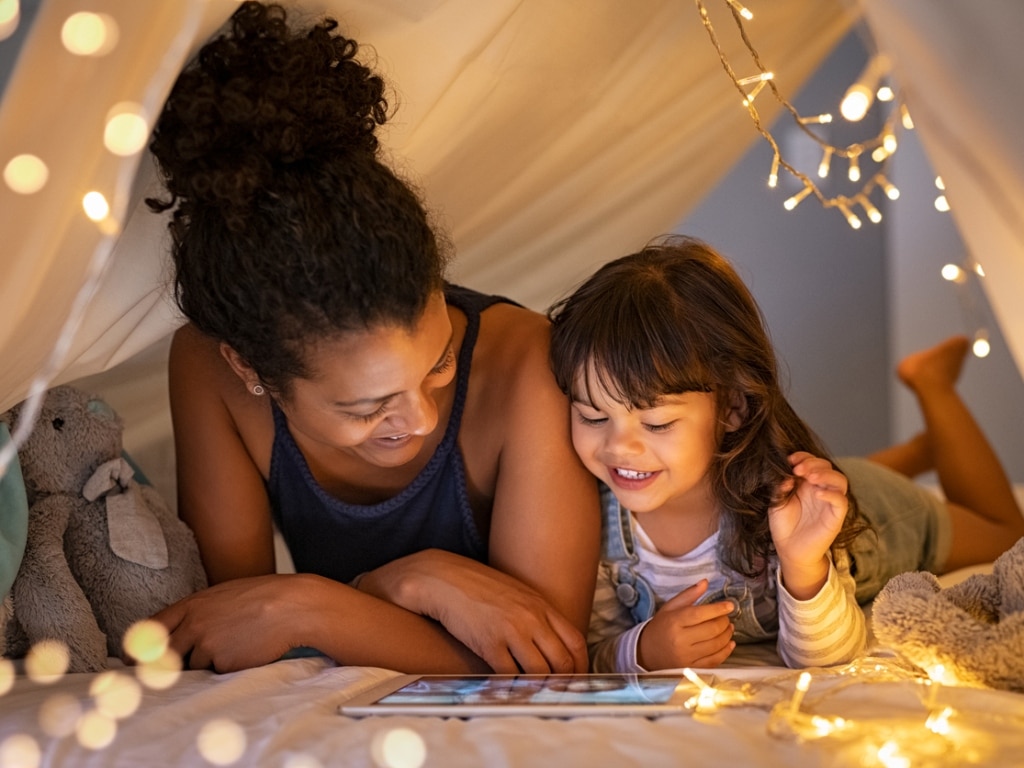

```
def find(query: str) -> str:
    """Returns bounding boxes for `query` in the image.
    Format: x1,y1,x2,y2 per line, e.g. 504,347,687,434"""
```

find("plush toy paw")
872,537,1024,692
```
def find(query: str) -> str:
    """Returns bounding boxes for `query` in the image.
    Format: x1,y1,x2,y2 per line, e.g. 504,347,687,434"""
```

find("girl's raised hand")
637,580,735,670
768,452,849,599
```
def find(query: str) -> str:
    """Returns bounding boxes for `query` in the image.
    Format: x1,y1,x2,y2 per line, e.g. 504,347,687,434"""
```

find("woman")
147,1,599,674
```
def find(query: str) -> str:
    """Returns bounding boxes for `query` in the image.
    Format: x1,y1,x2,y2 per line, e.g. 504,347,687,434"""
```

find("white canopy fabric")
1,0,1021,466
0,0,852,420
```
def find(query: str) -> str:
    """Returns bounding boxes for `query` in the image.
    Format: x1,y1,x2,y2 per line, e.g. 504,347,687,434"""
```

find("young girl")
144,1,600,674
548,235,1024,672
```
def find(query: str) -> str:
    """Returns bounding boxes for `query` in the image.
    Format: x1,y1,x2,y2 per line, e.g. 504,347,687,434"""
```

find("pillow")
0,423,29,600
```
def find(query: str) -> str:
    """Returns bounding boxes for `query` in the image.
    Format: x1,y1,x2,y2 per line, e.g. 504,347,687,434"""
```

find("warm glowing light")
124,619,170,663
799,113,832,125
934,176,945,190
104,104,150,156
0,658,15,696
0,733,40,768
934,195,950,212
370,727,427,768
925,706,954,735
840,85,872,122
742,77,771,107
941,264,965,282
877,740,911,768
817,147,833,178
783,186,812,211
91,671,143,720
197,719,247,766
882,132,898,153
725,0,753,20
789,671,811,714
871,146,890,163
25,640,70,683
767,154,779,188
848,154,861,182
973,336,991,358
878,175,900,200
76,710,117,751
737,71,773,86
974,262,986,277
82,191,110,221
4,154,49,195
858,195,882,223
876,85,895,102
38,694,83,738
0,0,19,41
838,202,862,229
136,649,183,690
61,12,118,56
901,104,914,130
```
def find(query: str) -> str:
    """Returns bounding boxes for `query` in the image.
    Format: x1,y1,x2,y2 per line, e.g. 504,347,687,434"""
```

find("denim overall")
599,484,780,644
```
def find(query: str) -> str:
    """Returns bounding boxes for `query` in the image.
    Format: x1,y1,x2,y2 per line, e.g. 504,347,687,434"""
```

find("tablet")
338,672,692,718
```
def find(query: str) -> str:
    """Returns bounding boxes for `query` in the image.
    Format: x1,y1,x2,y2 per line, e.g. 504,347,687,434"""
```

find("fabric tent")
0,0,1021,489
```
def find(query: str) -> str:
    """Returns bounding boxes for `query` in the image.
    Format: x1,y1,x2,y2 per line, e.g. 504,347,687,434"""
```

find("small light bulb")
104,103,150,157
935,176,945,190
934,195,950,212
848,154,861,182
974,263,986,277
726,0,753,20
876,85,895,102
883,133,898,153
784,186,812,211
878,175,900,200
82,191,110,221
817,147,833,179
973,337,991,358
840,85,872,122
900,104,914,130
3,153,48,194
941,263,965,282
871,146,890,163
767,154,780,188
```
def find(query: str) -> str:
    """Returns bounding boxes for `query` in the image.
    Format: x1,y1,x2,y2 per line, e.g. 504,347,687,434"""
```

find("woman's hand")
638,580,735,670
356,549,588,674
769,452,849,599
151,574,313,672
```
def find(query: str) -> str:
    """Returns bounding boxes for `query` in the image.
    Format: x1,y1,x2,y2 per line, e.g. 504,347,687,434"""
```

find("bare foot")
896,335,970,394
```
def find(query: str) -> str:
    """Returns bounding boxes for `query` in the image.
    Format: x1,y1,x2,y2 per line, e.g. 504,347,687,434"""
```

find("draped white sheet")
0,0,854,416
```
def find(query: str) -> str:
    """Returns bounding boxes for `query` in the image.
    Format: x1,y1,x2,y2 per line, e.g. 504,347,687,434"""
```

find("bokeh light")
90,671,142,720
284,755,324,768
76,709,117,751
38,693,83,738
123,619,170,664
0,658,15,696
82,191,110,221
103,103,150,157
0,0,19,42
60,12,118,56
24,640,70,684
197,719,247,766
3,154,49,195
370,727,427,768
0,733,40,768
135,648,183,691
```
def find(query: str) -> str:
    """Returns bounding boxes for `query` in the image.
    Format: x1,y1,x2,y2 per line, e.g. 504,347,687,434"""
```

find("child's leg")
876,336,1024,571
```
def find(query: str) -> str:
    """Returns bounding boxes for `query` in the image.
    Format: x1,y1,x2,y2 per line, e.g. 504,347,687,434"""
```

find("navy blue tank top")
266,284,513,584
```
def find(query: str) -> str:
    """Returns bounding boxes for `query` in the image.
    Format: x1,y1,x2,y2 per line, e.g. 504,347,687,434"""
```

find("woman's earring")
252,384,266,396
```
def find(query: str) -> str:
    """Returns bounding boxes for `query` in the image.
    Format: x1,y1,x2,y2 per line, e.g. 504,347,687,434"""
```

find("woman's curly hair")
548,235,870,577
147,1,448,395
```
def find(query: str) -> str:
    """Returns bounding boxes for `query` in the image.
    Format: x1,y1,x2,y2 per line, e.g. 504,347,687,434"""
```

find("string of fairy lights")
695,0,993,359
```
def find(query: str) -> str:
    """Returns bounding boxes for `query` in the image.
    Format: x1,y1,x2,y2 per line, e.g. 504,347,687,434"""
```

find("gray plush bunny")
872,536,1024,692
1,385,207,672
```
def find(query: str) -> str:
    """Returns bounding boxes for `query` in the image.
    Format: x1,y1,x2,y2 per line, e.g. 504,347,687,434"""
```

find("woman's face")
279,291,457,469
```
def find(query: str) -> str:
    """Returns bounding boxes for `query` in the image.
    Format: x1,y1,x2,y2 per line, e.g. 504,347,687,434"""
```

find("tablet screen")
339,673,691,717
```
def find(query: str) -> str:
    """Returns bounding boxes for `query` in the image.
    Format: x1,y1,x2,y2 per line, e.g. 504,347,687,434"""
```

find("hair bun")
149,1,388,216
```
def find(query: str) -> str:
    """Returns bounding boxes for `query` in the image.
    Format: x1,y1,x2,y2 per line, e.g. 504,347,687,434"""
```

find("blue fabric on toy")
0,423,29,601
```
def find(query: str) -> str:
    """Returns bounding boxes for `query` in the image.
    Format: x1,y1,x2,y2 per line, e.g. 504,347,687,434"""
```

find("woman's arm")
165,325,490,673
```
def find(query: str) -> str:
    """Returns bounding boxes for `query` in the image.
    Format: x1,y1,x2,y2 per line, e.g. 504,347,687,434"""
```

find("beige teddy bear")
872,536,1024,692
1,385,207,672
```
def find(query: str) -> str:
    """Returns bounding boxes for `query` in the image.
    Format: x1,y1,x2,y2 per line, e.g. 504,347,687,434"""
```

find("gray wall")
678,30,1024,483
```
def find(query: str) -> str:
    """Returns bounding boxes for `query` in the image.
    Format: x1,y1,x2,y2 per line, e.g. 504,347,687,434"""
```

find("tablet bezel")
338,672,693,718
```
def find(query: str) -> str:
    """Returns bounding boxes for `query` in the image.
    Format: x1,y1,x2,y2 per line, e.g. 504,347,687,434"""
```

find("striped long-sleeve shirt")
587,519,867,672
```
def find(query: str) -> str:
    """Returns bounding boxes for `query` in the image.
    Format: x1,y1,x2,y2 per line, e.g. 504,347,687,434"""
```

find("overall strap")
600,483,658,624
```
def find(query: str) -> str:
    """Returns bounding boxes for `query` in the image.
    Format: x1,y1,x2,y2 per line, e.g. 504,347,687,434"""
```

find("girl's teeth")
616,468,652,479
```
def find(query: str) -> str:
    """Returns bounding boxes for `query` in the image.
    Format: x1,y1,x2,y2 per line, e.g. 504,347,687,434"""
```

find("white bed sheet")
2,651,1024,768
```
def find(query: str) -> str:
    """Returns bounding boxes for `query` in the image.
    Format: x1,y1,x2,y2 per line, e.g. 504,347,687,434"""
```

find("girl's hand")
769,452,849,599
637,580,736,670
356,549,588,674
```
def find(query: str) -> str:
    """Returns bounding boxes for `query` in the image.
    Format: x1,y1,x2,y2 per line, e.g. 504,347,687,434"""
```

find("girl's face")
569,367,725,518
279,291,457,469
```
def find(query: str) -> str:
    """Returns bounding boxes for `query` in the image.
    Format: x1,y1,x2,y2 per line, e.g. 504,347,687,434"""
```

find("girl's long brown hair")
549,235,869,577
